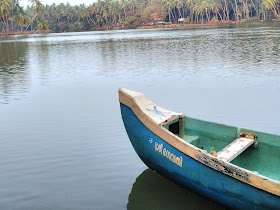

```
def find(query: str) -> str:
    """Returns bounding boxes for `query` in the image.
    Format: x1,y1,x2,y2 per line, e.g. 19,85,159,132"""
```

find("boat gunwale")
119,88,280,197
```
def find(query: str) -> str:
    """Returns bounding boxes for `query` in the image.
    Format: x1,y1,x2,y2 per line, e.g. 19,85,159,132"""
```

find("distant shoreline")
137,21,219,29
137,19,279,30
1,20,278,36
0,30,52,36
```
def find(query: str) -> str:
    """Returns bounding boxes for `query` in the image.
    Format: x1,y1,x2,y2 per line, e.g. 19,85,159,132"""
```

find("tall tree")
36,17,49,30
13,6,29,31
26,0,44,30
0,0,13,32
164,0,175,22
262,0,280,18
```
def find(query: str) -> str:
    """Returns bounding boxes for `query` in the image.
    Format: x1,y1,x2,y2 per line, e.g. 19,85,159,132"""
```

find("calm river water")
0,23,280,209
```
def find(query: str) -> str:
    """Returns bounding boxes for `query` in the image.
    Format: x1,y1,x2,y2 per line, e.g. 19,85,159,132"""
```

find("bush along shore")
0,0,279,34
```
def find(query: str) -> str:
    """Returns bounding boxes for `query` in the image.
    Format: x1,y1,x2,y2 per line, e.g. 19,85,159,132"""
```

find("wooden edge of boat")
119,88,280,197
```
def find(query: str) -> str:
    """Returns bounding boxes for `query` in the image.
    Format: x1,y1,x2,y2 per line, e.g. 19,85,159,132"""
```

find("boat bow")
119,88,280,198
119,88,184,125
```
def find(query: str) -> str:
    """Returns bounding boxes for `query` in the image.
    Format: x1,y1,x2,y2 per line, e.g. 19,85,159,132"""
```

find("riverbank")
0,30,52,36
137,21,218,29
137,19,279,29
91,19,279,31
0,19,278,36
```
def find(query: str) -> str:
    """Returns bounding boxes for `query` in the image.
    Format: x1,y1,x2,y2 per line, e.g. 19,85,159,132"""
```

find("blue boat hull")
120,103,280,209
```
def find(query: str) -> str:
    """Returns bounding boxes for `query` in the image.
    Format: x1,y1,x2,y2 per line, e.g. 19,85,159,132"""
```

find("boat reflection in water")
127,169,225,210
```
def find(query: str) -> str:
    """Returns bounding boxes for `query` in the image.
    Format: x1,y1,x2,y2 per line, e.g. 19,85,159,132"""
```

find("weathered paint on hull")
120,103,280,209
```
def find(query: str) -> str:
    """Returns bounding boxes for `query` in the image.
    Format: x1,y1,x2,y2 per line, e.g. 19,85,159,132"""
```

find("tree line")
0,0,279,33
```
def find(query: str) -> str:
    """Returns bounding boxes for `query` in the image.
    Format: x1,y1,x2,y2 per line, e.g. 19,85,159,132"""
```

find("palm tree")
36,17,49,30
175,0,183,18
262,0,280,18
239,0,250,19
223,0,230,21
202,1,211,22
211,1,221,20
108,1,119,25
186,0,194,22
197,4,204,23
88,3,99,27
163,0,175,22
0,0,13,32
26,0,44,31
13,6,30,31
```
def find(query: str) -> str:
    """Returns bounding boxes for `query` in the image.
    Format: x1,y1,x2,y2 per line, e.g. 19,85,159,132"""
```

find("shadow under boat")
127,169,226,210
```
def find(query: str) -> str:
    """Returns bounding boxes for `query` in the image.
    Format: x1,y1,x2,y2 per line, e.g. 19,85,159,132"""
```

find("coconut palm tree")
262,0,280,18
26,0,44,31
186,0,194,22
201,0,211,22
239,0,250,19
163,0,175,22
175,0,183,18
0,0,13,32
211,0,221,20
36,17,49,30
13,6,30,31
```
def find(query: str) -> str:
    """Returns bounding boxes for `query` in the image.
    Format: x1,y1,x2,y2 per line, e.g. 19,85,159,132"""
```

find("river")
0,23,280,209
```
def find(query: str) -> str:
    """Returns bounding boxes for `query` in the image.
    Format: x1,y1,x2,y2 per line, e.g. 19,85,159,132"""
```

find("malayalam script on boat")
154,141,183,167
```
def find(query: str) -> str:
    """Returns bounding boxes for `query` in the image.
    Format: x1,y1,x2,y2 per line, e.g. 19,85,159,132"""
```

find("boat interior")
162,116,280,182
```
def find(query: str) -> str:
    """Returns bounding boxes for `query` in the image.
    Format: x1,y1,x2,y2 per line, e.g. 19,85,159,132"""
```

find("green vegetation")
0,0,280,33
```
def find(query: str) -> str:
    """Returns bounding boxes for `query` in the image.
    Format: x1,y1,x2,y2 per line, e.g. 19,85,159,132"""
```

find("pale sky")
19,0,95,8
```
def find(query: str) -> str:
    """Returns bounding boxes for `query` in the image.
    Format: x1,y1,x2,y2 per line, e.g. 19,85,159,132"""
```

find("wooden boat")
119,88,280,209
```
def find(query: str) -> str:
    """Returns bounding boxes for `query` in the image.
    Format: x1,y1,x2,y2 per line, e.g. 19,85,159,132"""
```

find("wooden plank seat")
217,133,257,162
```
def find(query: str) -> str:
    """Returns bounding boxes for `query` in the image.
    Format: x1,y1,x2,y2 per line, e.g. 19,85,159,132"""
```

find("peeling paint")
196,154,250,182
153,106,165,116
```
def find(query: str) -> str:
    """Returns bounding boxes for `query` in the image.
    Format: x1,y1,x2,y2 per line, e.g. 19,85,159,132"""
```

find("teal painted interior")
163,116,280,182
